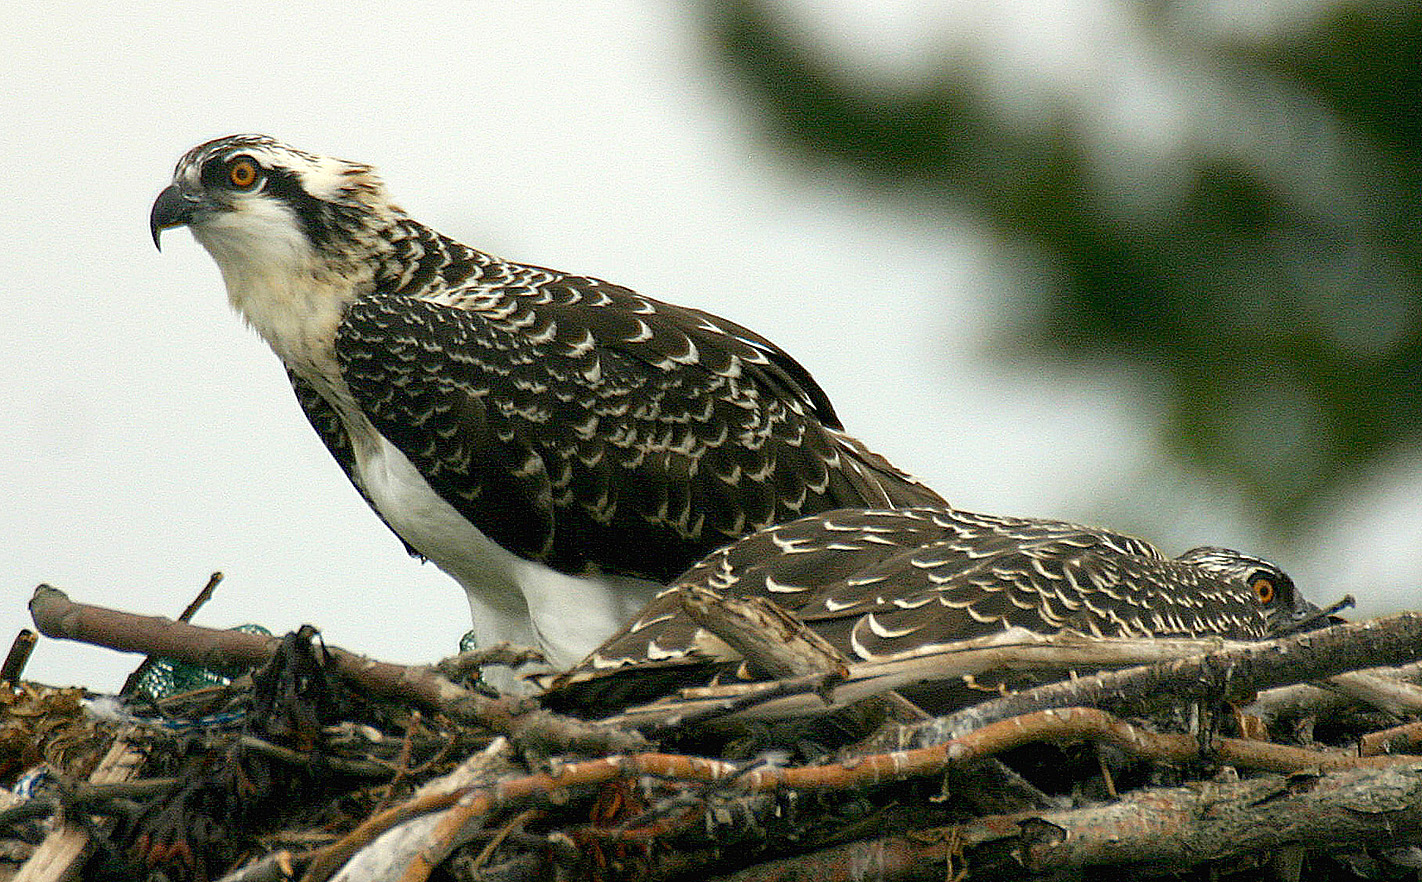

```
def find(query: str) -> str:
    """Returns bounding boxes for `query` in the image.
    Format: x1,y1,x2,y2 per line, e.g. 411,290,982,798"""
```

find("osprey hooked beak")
150,183,201,250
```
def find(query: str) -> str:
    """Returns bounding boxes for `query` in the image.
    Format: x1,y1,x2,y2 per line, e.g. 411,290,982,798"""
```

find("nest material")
5,585,1422,881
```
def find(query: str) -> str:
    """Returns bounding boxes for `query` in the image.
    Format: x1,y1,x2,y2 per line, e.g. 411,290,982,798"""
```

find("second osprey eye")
1251,576,1275,604
227,157,259,189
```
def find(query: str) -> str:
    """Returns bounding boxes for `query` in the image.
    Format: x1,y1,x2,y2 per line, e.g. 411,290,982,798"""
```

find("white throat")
191,212,353,382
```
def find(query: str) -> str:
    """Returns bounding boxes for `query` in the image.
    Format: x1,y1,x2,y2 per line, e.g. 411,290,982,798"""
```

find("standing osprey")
150,135,944,668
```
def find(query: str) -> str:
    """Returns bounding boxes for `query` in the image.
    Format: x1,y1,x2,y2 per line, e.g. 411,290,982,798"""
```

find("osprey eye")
1251,576,1275,604
227,157,260,189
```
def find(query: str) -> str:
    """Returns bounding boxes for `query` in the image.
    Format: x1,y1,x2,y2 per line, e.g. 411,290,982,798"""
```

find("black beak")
1269,594,1355,636
150,183,200,250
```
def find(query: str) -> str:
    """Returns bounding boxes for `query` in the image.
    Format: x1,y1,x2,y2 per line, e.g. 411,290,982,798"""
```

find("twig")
679,586,1043,813
645,673,842,735
371,711,423,813
2,629,37,685
179,571,226,622
679,586,929,725
236,735,393,778
697,835,946,882
670,758,1422,881
600,629,1257,729
948,757,1422,875
120,571,224,696
300,790,467,882
322,737,518,882
900,613,1422,748
435,645,547,680
1320,670,1422,716
215,850,299,882
1247,658,1422,728
335,705,1422,882
14,725,146,882
1361,719,1422,756
465,807,541,876
678,587,849,681
29,585,646,755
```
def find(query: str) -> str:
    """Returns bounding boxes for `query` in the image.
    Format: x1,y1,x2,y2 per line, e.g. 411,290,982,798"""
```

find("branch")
691,759,1422,880
1246,659,1422,730
678,586,849,680
678,585,928,726
120,571,224,697
900,613,1422,747
434,644,547,681
600,628,1259,729
14,725,145,882
1,628,37,684
28,586,646,756
292,707,1419,882
317,738,519,882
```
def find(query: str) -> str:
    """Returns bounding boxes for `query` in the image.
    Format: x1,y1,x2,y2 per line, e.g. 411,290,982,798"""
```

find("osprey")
545,506,1324,712
150,135,944,669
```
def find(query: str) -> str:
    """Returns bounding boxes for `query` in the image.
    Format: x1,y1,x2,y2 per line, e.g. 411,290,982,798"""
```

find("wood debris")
3,584,1422,881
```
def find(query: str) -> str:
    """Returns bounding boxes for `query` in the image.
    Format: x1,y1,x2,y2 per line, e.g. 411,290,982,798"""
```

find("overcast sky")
5,1,1419,692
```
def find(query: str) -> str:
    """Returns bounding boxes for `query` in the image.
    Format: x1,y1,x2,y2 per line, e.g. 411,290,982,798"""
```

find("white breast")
354,433,662,672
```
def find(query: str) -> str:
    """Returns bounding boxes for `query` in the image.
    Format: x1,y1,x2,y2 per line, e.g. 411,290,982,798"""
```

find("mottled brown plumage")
152,135,943,668
545,506,1317,712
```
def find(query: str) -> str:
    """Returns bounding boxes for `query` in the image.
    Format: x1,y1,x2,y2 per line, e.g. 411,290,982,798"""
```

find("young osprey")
150,135,945,668
544,506,1323,712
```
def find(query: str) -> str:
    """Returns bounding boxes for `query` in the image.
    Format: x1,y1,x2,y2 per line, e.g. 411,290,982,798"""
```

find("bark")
27,585,646,756
902,613,1422,748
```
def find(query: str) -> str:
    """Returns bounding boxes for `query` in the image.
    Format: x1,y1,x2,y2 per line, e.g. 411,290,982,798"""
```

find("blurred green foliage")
700,1,1422,531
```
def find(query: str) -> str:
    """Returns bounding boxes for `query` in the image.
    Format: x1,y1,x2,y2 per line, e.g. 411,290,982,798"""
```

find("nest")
5,582,1422,881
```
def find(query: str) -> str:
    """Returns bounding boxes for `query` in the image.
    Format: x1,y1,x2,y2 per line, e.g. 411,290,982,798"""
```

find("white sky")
4,1,1418,692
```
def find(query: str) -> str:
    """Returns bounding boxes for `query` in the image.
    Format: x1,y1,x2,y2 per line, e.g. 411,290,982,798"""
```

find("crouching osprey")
544,506,1328,713
150,135,945,669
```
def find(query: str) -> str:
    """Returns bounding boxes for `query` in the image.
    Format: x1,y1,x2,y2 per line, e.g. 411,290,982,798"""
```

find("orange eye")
1251,577,1275,604
228,158,259,189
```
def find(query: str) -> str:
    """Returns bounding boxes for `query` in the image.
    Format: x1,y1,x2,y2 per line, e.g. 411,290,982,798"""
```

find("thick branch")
678,586,850,681
900,613,1422,747
28,585,645,755
692,759,1422,880
678,585,927,726
602,629,1259,729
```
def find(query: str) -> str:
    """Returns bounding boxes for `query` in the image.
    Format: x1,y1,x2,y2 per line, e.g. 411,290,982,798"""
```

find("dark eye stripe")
200,154,262,191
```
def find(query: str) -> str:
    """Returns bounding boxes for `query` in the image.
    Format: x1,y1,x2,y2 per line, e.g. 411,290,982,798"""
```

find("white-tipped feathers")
153,135,945,668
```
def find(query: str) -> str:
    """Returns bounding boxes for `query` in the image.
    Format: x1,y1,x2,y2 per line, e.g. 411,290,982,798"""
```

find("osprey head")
1175,546,1321,635
152,135,407,365
150,134,396,272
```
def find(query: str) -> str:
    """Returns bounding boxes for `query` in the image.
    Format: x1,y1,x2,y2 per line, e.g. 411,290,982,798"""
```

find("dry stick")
120,571,224,696
1248,658,1422,728
435,644,547,681
696,835,947,882
956,757,1422,876
1360,719,1422,756
678,586,929,724
14,725,146,882
28,585,647,756
645,673,845,735
902,613,1422,748
603,630,1262,730
608,620,1422,732
295,790,469,882
1318,669,1422,716
466,808,541,875
678,587,850,680
323,739,518,882
1,629,37,684
370,706,1421,882
680,585,1050,813
697,760,1422,881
